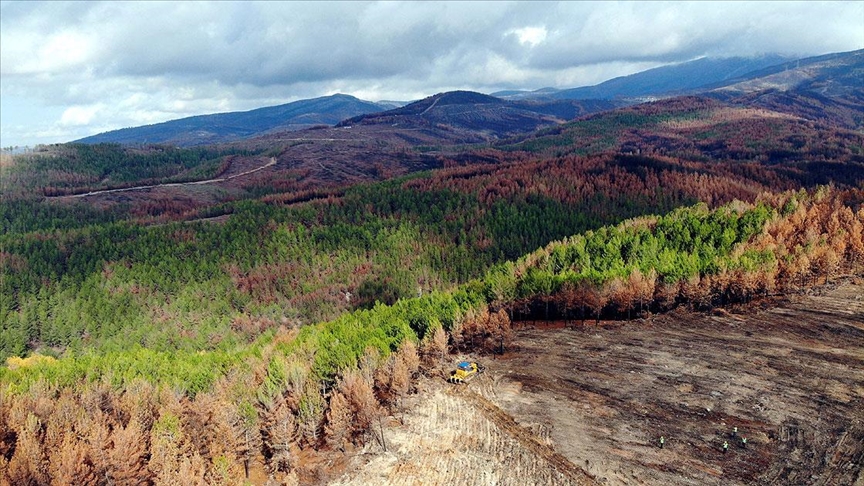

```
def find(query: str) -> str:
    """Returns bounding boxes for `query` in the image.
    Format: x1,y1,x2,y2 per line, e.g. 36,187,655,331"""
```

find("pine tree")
207,400,249,484
340,369,380,442
489,309,513,354
324,391,352,451
52,434,99,486
0,393,15,470
106,418,152,485
630,268,656,316
296,382,324,448
85,410,112,485
148,409,200,486
584,285,608,324
262,399,296,473
397,340,420,379
420,326,447,371
389,356,410,416
6,413,48,486
374,357,395,407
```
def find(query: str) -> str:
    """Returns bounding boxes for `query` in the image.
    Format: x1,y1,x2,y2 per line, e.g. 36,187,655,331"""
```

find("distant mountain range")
497,48,864,129
492,54,793,101
75,49,863,147
75,94,387,146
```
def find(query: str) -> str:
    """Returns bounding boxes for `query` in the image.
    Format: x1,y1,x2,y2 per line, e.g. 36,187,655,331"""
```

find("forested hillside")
1,185,861,484
6,138,862,364
506,96,864,169
339,90,618,138
3,143,256,199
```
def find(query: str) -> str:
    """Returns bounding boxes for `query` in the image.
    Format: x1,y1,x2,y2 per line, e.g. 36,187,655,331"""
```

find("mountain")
374,100,411,110
74,94,388,147
709,49,864,129
507,94,864,170
495,50,863,129
338,90,618,140
491,87,561,98
710,49,864,97
497,54,792,101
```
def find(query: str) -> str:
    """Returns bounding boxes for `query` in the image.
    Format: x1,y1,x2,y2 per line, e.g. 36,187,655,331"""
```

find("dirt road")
51,156,276,199
336,280,864,485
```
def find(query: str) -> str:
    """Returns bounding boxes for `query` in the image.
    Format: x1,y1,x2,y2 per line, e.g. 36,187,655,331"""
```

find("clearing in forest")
335,280,864,486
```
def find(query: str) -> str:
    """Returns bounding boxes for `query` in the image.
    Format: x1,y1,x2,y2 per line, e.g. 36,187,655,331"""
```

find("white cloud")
508,26,548,48
1,1,862,147
59,105,101,126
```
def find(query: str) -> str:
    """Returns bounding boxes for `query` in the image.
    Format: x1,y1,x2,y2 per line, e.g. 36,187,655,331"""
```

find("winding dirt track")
50,157,276,199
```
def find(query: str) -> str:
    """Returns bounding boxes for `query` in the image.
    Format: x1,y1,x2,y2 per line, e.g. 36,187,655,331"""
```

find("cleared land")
335,280,864,485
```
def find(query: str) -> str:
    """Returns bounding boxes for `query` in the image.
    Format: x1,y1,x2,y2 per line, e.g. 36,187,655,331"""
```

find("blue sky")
1,1,862,148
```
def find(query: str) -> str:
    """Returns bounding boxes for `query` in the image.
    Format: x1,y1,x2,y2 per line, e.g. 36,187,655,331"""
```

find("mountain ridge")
74,94,388,147
710,49,864,129
494,54,793,101
71,49,863,148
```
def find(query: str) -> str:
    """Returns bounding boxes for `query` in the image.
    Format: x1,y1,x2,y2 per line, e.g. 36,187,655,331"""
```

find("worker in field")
732,426,738,438
659,436,665,449
722,441,729,453
741,437,748,448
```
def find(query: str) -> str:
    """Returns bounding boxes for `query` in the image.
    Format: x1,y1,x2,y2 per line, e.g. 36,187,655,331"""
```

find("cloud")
1,1,862,147
59,105,101,126
508,26,548,48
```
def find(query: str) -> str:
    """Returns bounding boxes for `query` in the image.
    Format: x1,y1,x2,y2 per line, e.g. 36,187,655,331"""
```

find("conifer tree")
85,410,112,485
324,390,352,451
341,369,380,442
420,326,448,370
297,382,325,448
262,399,296,473
6,413,48,486
106,418,152,485
397,340,420,379
53,434,99,486
389,356,410,415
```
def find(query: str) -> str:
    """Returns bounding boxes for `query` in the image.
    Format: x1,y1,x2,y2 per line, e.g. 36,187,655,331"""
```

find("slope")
710,49,864,98
709,49,864,129
504,95,864,183
2,185,861,485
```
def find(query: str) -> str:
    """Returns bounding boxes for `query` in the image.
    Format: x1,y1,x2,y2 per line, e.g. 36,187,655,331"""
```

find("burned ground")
336,280,863,485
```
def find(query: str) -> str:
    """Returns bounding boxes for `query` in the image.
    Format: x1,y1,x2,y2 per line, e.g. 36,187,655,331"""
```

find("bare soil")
334,280,864,485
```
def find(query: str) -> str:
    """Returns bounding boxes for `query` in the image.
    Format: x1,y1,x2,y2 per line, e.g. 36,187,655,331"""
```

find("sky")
1,1,862,148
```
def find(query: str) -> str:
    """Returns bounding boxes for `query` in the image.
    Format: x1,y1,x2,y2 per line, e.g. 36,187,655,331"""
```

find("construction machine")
448,360,484,384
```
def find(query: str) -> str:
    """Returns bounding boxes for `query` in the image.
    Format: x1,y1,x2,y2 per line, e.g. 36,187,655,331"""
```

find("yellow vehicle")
448,361,484,384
